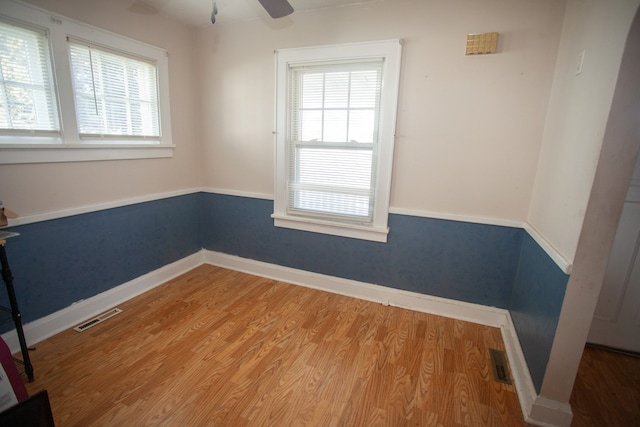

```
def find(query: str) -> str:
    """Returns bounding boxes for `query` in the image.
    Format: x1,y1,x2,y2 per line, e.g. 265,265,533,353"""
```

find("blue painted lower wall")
1,191,569,395
201,193,523,308
509,232,569,393
0,194,202,331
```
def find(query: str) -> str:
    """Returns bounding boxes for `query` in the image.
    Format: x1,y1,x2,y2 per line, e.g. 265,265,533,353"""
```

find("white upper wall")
527,0,640,263
0,0,200,217
196,0,565,222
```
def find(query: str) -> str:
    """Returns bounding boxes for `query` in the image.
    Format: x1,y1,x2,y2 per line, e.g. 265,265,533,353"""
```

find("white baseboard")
528,396,574,426
502,313,539,423
501,313,573,426
1,250,205,354
203,250,509,327
1,248,571,426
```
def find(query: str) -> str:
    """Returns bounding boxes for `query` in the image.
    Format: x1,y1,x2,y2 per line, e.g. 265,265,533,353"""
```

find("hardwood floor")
20,264,526,426
570,345,640,426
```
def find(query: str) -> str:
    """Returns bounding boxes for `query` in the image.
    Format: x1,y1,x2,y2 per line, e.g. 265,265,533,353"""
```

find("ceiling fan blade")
257,0,294,19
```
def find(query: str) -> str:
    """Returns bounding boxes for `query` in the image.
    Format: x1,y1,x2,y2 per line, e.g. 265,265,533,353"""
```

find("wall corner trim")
523,223,573,274
388,207,525,228
6,188,203,227
201,187,274,201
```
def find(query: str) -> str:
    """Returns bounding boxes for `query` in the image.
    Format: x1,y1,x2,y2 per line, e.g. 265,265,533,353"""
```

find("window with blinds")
0,2,172,163
288,61,383,223
0,19,59,135
274,40,402,242
69,40,160,141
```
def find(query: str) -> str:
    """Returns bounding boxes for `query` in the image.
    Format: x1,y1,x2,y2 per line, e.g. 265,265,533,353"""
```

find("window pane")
323,110,347,142
289,61,382,222
324,71,349,108
295,190,370,217
349,70,379,108
301,73,323,108
292,146,373,218
0,20,59,133
300,110,322,141
348,110,375,143
297,147,372,188
69,42,160,138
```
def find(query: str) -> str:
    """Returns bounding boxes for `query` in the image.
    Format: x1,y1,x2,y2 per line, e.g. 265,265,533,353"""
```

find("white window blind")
68,40,160,140
0,19,59,135
288,61,383,224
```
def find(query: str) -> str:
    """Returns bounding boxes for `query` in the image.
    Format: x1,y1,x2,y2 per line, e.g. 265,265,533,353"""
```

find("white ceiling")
128,0,380,27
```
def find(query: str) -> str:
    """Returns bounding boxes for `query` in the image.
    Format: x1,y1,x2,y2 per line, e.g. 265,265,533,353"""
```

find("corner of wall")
508,229,570,392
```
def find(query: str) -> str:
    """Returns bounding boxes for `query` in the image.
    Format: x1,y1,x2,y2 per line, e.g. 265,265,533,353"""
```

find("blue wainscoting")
509,232,569,393
200,193,523,308
0,194,202,331
1,191,569,395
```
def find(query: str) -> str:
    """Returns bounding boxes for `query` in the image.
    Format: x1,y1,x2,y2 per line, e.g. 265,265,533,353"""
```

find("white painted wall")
0,0,201,217
527,0,640,263
196,0,565,222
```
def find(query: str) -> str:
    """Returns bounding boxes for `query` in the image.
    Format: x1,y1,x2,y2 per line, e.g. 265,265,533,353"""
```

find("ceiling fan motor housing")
258,0,294,19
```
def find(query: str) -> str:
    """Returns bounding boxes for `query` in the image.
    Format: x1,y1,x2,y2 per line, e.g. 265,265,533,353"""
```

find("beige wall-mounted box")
466,32,499,55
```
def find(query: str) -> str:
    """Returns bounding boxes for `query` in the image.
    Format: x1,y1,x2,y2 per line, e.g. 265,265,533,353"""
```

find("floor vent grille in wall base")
489,348,512,385
73,308,123,332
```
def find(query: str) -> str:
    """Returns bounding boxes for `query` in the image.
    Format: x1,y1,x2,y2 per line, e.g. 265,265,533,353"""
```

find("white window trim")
272,39,403,243
0,0,173,164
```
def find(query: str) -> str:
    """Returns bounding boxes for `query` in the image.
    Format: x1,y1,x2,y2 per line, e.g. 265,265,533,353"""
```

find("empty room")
1,0,639,425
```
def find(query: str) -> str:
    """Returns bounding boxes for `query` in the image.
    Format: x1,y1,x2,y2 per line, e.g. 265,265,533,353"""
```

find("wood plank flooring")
20,264,526,426
570,345,640,426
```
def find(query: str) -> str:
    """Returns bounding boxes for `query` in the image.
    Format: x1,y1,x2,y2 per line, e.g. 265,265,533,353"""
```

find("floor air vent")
73,308,123,332
489,348,512,385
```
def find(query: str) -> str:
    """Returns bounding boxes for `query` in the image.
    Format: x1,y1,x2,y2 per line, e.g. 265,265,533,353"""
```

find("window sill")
271,213,389,243
0,144,175,164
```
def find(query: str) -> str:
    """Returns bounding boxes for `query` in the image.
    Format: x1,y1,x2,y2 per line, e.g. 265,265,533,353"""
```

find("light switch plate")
466,32,499,55
576,49,585,75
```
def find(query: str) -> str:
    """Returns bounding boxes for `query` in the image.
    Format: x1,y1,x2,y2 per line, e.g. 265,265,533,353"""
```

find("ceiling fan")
211,0,294,24
258,0,294,18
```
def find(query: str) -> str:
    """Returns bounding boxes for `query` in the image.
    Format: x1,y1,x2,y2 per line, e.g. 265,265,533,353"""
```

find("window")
68,41,160,141
0,0,173,164
0,18,59,136
273,40,402,242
